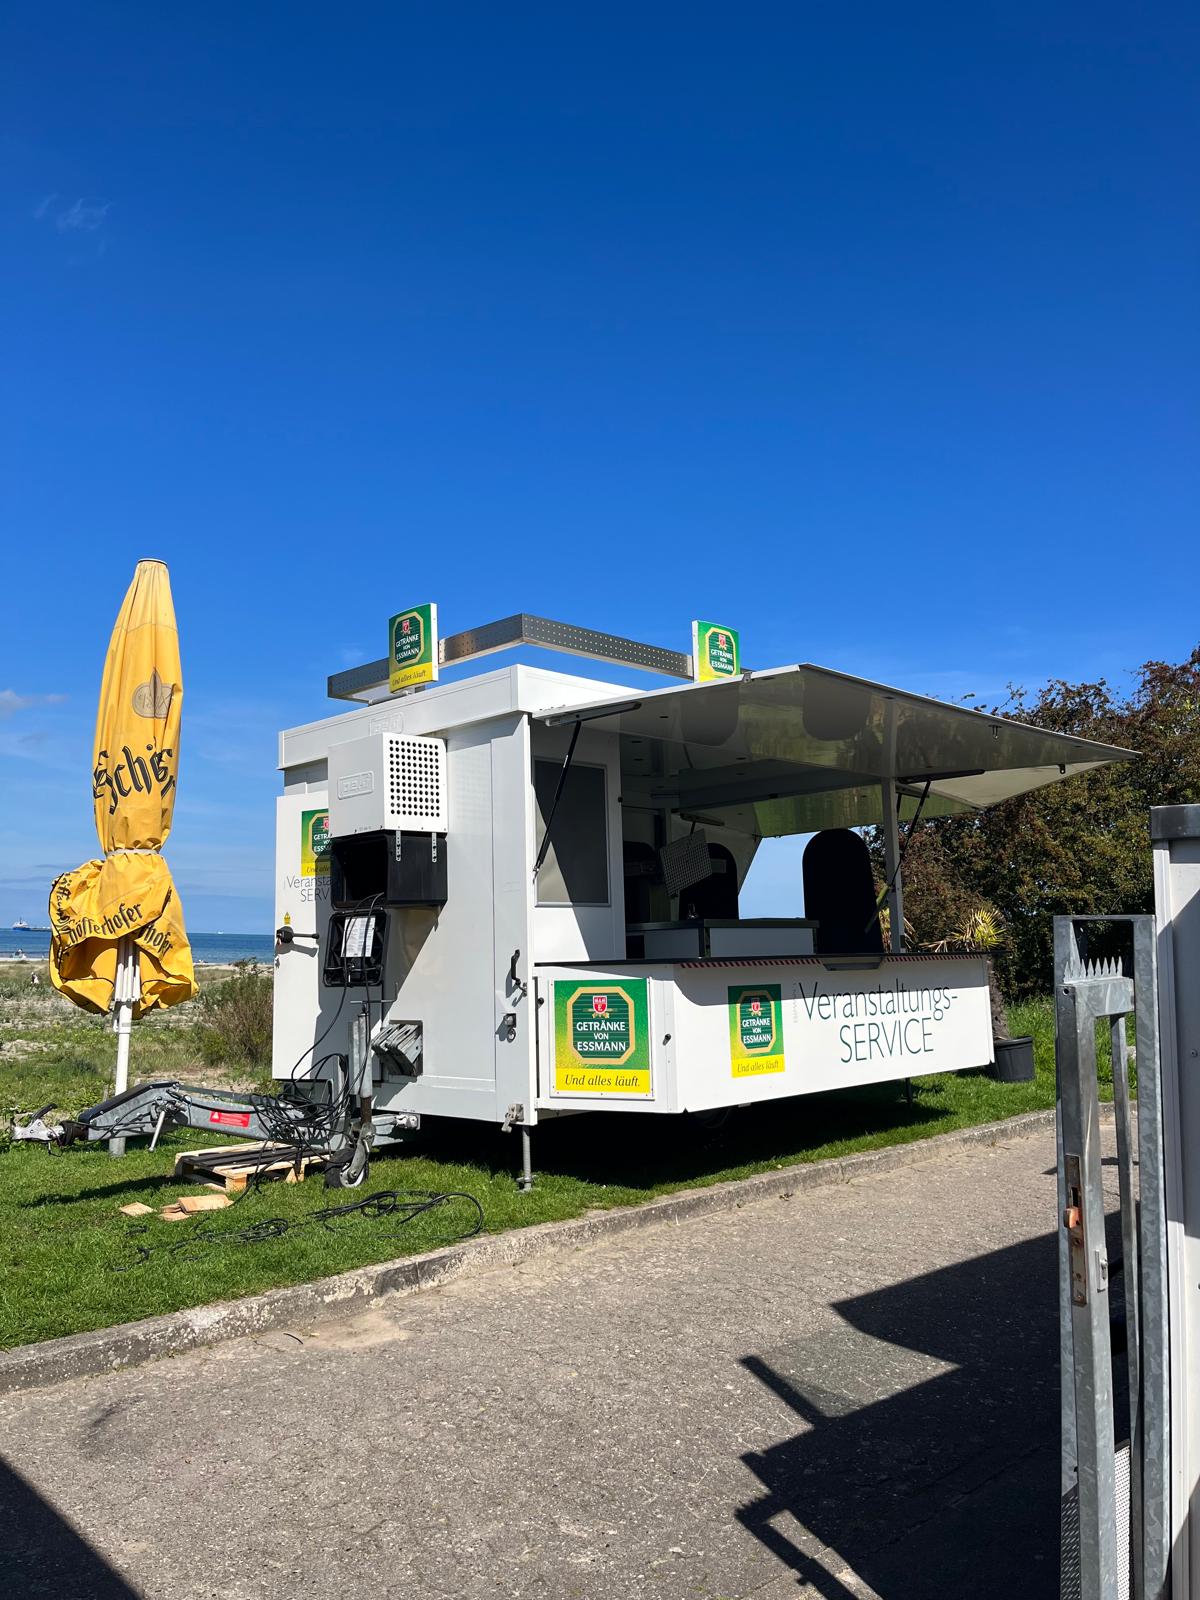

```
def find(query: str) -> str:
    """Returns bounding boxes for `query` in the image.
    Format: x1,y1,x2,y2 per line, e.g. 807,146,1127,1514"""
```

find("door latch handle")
1064,1154,1088,1305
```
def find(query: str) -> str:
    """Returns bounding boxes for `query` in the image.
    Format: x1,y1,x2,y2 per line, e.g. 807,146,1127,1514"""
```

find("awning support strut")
532,720,583,881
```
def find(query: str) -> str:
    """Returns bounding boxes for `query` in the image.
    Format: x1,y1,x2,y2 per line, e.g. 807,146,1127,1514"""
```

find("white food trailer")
271,613,1131,1187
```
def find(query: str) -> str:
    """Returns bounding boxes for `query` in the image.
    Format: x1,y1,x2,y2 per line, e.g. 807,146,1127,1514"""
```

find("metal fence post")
1056,913,1164,1599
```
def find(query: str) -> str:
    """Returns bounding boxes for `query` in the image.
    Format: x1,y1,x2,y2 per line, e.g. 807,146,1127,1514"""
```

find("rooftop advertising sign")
691,620,741,682
389,603,439,693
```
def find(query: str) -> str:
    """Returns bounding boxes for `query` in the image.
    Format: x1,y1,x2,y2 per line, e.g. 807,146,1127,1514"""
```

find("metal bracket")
373,1020,423,1078
501,1102,524,1133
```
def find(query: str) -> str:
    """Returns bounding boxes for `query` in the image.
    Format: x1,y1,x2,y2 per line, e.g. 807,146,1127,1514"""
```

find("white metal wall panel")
279,664,637,772
371,729,498,1120
490,714,538,1125
1154,824,1200,1600
271,791,338,1083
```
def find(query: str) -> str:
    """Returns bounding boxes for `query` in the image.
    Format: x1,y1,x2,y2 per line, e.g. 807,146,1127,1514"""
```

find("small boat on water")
11,920,30,932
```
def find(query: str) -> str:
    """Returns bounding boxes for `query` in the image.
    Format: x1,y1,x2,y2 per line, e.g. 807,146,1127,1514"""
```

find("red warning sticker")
209,1110,251,1129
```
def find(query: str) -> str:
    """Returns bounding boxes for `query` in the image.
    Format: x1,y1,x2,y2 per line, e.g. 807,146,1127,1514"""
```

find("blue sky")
2,4,1196,930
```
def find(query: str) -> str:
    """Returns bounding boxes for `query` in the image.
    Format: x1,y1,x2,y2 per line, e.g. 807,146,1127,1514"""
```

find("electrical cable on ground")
112,892,478,1264
113,1187,484,1271
168,889,383,1192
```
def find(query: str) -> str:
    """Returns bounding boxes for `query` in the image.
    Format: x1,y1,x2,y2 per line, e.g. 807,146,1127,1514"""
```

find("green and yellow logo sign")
388,603,439,693
692,620,741,682
300,809,331,878
728,984,785,1077
553,980,652,1096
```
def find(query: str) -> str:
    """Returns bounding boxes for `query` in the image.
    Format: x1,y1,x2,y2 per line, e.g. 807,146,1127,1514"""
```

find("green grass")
0,989,1111,1349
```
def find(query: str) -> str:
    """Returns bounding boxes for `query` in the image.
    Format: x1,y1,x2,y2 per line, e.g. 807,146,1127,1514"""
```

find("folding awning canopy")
540,663,1135,836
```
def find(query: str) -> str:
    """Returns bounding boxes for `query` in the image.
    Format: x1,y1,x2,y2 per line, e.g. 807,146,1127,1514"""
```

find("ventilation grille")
384,735,446,833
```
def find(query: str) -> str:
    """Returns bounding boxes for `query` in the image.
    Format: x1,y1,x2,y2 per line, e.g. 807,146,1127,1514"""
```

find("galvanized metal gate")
1056,914,1169,1600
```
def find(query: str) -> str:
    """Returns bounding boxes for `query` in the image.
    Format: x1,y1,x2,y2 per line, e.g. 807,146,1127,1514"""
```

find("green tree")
870,648,1200,998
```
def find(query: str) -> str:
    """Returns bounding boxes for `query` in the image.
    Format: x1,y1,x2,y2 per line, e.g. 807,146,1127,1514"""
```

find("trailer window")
534,760,610,906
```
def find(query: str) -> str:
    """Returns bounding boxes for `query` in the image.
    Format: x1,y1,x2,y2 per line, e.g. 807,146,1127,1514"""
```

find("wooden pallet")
173,1141,330,1194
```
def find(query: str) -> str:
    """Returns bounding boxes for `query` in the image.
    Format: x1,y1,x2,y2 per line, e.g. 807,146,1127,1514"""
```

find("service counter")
534,950,994,1114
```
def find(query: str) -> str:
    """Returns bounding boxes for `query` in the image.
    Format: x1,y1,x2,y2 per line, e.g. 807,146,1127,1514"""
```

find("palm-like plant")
925,902,1010,1040
929,904,1002,954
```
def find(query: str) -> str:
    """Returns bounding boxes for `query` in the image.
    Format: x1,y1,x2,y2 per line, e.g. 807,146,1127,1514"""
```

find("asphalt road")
0,1125,1076,1600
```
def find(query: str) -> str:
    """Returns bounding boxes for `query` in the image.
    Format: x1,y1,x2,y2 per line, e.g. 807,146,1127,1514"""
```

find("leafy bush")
869,646,1200,999
194,961,273,1068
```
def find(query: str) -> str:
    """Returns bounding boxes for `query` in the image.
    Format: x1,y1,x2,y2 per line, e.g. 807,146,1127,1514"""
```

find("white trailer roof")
538,663,1134,835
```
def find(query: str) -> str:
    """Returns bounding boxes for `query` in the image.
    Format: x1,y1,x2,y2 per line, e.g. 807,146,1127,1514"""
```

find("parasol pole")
50,562,195,1149
109,935,140,1156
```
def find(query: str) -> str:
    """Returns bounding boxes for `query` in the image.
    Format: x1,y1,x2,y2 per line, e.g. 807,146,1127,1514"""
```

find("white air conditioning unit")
328,733,447,837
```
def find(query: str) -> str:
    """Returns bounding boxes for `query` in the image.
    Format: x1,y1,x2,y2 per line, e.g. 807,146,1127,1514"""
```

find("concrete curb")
0,1105,1088,1395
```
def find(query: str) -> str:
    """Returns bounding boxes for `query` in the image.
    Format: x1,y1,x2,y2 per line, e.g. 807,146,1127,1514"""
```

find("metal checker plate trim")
329,613,691,700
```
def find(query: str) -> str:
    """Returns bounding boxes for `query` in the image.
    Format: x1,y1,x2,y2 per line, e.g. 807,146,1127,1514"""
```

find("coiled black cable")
114,1187,484,1270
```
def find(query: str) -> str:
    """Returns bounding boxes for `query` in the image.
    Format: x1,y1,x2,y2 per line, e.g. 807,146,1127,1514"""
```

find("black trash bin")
989,1035,1036,1082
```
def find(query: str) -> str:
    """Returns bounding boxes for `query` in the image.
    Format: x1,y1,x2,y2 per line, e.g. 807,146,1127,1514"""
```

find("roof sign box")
692,620,741,682
388,604,439,693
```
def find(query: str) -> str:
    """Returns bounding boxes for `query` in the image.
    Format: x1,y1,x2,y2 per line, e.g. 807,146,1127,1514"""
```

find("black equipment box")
329,829,448,910
322,908,388,988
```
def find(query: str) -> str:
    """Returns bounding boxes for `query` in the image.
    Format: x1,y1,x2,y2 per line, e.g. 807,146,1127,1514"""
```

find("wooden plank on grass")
175,1142,330,1193
172,1141,279,1176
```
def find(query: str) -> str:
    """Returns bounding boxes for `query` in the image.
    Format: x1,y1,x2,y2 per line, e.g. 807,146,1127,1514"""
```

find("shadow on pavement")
0,1456,142,1598
738,1229,1061,1599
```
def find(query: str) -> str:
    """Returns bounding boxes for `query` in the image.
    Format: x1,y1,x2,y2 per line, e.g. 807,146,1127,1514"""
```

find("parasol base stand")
109,936,140,1157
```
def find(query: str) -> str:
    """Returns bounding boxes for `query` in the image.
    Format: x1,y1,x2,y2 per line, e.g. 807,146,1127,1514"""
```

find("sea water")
0,929,275,965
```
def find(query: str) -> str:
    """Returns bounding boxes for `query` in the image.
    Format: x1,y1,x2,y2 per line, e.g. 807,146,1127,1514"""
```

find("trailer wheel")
324,1152,369,1189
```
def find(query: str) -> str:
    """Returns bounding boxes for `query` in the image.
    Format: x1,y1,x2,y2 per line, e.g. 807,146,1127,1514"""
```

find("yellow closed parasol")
49,560,196,1151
